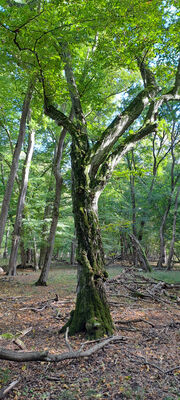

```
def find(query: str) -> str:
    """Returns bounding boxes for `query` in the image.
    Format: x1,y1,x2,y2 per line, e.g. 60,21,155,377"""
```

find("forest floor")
0,265,179,400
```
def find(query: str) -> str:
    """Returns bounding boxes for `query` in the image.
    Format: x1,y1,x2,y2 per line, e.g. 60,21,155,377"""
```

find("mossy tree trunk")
61,138,114,338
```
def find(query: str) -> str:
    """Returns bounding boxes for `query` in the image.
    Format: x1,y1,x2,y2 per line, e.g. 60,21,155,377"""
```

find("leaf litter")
0,267,179,399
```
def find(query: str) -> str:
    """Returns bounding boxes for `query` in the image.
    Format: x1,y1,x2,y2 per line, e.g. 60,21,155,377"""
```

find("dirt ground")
0,267,179,400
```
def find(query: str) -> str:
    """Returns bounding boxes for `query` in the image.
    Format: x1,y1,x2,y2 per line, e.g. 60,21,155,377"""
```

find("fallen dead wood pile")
106,269,180,305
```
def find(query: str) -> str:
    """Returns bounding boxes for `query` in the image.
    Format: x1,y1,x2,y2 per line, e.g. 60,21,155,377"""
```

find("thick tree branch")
56,41,87,130
89,89,158,178
44,103,77,135
91,122,157,195
137,58,159,91
90,60,180,179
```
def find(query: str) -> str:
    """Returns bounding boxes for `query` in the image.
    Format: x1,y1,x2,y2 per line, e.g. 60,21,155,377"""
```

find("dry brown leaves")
0,268,179,400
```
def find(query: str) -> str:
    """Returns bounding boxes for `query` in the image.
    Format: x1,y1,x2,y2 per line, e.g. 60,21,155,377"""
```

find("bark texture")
60,138,113,338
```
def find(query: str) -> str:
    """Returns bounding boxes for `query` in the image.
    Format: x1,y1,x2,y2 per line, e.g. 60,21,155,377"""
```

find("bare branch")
0,335,126,363
0,379,20,399
65,327,73,352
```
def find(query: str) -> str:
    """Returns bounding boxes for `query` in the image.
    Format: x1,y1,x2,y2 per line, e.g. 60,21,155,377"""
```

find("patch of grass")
142,270,180,284
106,265,123,278
48,268,77,286
57,389,78,399
0,368,11,385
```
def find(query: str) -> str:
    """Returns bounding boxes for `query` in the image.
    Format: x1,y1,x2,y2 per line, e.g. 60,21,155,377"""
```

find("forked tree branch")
89,59,180,179
0,335,125,362
92,122,157,193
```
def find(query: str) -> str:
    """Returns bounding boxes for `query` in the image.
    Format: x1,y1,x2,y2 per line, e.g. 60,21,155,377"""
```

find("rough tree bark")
8,115,35,276
59,136,114,337
0,78,35,249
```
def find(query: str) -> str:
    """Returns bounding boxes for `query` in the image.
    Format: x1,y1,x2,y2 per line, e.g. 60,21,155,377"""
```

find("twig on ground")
115,318,155,327
126,350,180,374
19,305,48,312
65,327,73,352
13,338,27,350
0,379,20,399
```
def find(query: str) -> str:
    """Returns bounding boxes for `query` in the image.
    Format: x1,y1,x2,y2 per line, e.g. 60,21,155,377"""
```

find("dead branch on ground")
0,379,20,399
0,334,126,363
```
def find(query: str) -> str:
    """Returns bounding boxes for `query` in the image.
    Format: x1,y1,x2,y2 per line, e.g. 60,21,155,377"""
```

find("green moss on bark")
64,142,114,339
68,283,114,339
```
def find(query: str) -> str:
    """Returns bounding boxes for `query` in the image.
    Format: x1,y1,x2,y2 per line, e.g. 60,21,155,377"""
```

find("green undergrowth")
106,264,180,284
141,269,180,284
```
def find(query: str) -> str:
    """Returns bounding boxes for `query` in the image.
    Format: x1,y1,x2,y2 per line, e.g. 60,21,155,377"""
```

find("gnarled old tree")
43,51,180,338
1,0,180,338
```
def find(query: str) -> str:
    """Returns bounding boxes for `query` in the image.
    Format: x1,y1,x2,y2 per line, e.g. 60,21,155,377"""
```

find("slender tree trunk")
3,224,10,259
0,79,35,248
38,196,53,269
127,151,138,266
35,126,66,286
35,176,63,285
60,139,114,338
26,248,32,264
157,206,170,268
33,237,38,271
8,122,35,276
38,246,46,269
129,233,151,271
70,239,76,265
20,240,26,266
166,186,180,270
38,153,56,269
157,127,179,268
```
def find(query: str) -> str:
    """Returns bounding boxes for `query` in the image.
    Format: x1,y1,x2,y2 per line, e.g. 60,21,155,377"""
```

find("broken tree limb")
115,318,155,327
128,233,151,271
0,335,126,363
65,327,73,352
